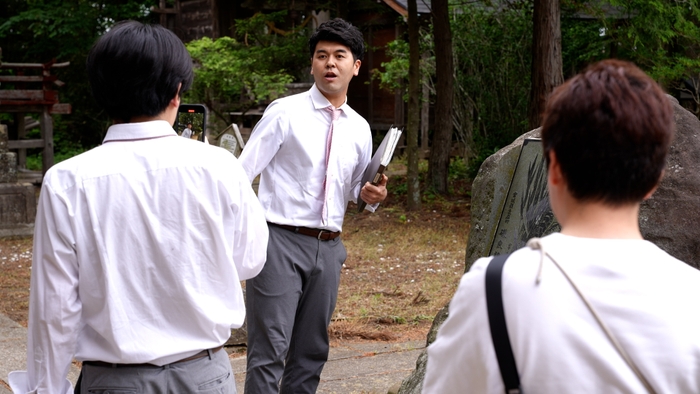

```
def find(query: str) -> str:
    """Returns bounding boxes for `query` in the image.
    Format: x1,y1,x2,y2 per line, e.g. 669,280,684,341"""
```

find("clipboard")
357,127,402,212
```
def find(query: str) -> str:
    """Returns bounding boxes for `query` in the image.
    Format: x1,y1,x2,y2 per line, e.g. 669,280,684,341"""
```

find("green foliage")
372,39,409,93
372,2,532,176
0,0,155,62
185,37,293,115
606,0,700,83
560,16,604,78
562,0,700,83
560,0,700,115
184,11,308,123
0,0,158,150
452,1,533,174
375,0,700,180
467,145,501,178
232,11,311,82
448,157,469,181
370,30,434,100
24,118,87,170
390,178,409,197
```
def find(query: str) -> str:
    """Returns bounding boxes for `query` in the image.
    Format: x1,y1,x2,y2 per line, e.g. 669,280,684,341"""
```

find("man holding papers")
239,18,388,394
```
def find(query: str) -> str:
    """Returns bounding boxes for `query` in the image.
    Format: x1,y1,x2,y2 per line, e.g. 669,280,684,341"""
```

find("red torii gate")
0,48,71,178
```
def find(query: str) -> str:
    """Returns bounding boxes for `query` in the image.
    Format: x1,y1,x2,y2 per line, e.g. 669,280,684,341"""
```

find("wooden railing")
0,51,71,177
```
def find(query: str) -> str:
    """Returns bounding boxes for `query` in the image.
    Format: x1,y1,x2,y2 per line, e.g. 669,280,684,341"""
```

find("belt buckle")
317,230,324,240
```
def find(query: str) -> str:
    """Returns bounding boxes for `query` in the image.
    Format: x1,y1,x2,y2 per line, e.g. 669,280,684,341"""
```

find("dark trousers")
74,348,235,393
244,224,346,394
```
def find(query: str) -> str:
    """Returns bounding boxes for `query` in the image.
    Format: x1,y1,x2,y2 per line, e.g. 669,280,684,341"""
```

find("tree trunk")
407,0,421,210
428,0,454,195
421,51,430,159
528,0,563,130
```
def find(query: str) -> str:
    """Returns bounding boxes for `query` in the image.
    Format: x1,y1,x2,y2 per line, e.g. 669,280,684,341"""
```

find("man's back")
33,120,267,365
424,233,700,393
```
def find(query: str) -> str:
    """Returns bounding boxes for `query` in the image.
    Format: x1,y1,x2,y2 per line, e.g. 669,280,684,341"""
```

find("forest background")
2,0,700,338
2,0,700,189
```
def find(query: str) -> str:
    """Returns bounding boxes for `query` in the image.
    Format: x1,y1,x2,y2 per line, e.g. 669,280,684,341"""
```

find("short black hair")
308,18,364,61
86,20,193,122
541,59,674,205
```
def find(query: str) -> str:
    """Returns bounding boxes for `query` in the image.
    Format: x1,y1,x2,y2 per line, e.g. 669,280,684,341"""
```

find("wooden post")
16,112,26,169
40,108,53,174
421,55,429,159
367,25,374,127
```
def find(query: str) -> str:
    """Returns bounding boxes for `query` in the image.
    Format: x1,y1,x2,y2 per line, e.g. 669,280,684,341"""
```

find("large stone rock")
463,128,544,271
0,183,36,238
0,125,17,184
639,96,700,268
397,95,700,393
397,128,542,393
0,124,35,238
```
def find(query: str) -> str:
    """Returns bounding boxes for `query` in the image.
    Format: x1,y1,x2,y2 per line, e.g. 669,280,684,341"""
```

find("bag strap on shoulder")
485,253,522,394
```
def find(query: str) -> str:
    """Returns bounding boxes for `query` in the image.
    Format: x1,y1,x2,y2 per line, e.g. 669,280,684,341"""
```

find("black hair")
541,59,674,205
86,20,193,122
308,18,365,61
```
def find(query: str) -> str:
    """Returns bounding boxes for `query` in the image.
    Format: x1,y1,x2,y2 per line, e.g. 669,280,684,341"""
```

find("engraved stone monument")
398,95,700,393
0,124,37,238
210,123,246,158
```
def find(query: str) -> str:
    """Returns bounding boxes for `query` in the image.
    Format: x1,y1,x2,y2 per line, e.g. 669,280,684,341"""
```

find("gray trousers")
79,348,235,394
245,224,346,394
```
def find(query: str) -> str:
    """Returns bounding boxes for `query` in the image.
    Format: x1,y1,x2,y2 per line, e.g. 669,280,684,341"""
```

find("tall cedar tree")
529,0,563,129
407,0,422,210
428,0,455,194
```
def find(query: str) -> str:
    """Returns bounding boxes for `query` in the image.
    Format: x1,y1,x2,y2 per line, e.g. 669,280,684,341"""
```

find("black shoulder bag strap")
485,253,522,394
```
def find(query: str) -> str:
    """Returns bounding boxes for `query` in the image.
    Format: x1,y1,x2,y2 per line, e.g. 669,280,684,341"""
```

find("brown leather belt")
269,222,341,241
83,346,223,368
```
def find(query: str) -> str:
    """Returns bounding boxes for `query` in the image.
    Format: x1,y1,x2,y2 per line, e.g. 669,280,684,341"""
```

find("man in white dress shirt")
239,18,388,394
423,60,700,393
181,122,193,138
9,20,269,394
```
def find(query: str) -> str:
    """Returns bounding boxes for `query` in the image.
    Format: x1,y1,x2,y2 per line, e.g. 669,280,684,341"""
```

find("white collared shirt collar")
309,83,349,112
102,120,176,143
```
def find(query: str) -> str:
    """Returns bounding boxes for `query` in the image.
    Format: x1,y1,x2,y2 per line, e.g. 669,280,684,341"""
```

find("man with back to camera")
8,20,269,393
239,18,388,394
422,59,700,393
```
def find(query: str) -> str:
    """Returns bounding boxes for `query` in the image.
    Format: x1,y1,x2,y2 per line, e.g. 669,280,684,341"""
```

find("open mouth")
324,72,337,81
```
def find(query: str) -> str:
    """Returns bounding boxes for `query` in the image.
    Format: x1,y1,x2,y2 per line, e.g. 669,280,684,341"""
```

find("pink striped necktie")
322,105,342,224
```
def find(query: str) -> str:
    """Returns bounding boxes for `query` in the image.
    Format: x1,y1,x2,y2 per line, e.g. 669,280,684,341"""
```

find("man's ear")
353,59,361,76
547,150,564,186
169,83,182,108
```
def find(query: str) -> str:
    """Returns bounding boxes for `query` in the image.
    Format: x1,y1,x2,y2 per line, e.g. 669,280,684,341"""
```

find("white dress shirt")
239,84,374,232
423,233,700,393
9,120,269,394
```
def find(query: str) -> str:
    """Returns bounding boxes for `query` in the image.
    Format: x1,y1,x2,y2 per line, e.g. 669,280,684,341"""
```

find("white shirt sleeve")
239,101,286,183
423,257,505,393
228,160,269,280
347,122,379,212
15,181,80,393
